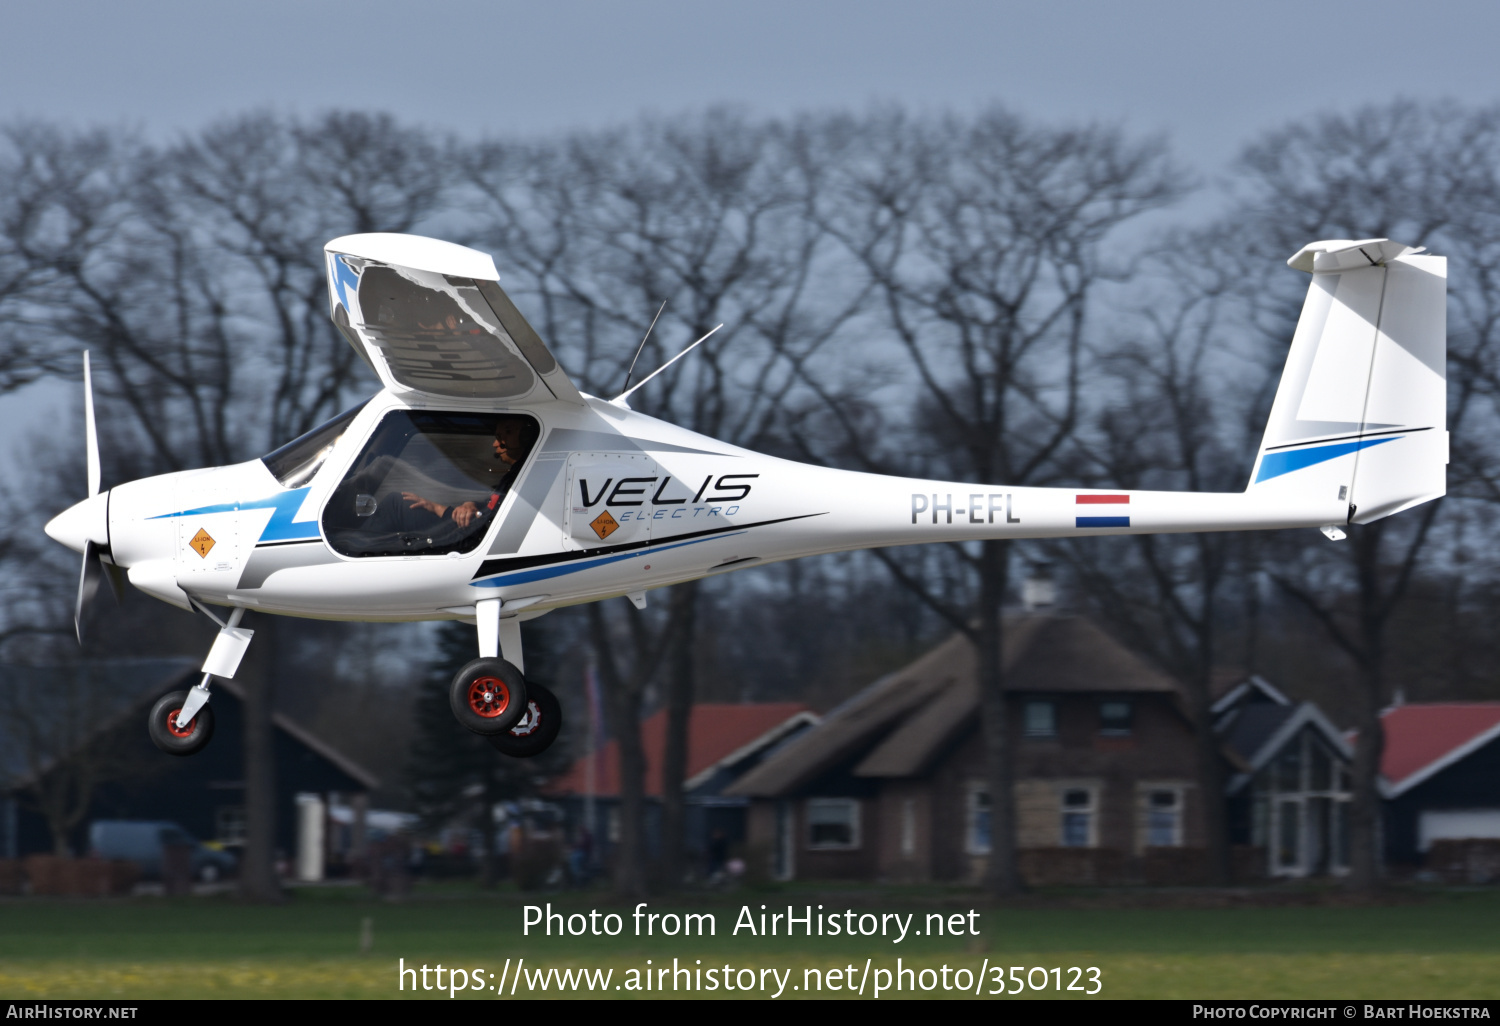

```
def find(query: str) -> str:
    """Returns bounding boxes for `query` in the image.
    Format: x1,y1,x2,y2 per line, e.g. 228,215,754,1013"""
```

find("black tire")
488,682,562,758
148,690,215,756
449,657,528,735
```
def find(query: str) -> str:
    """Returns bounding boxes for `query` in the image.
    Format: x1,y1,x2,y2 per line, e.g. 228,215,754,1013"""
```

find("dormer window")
1100,701,1133,736
1023,700,1057,737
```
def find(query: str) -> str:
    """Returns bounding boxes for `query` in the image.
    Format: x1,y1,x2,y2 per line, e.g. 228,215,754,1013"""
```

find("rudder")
1248,238,1447,524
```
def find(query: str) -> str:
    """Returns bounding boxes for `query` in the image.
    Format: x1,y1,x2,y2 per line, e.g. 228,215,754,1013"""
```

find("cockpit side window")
261,402,369,489
322,410,539,558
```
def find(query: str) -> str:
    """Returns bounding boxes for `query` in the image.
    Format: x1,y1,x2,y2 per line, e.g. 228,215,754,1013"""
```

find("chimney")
1022,563,1056,611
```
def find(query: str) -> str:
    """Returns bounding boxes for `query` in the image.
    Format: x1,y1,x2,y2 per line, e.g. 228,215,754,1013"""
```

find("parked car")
88,820,238,883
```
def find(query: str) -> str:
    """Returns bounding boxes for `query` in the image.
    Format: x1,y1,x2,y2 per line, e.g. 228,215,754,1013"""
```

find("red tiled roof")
1379,703,1500,790
545,703,812,798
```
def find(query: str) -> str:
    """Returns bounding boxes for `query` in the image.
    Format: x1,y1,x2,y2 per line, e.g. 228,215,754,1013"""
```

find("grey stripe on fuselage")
485,429,742,555
487,453,565,554
238,541,340,589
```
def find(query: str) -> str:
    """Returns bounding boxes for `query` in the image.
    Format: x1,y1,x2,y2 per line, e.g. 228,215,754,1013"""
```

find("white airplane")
43,234,1447,759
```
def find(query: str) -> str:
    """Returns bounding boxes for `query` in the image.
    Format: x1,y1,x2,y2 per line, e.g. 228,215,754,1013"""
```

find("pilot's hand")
402,492,447,519
451,501,482,527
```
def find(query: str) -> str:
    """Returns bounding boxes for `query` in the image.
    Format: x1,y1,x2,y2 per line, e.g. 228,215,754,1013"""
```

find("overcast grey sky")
4,0,1498,174
3,0,1498,455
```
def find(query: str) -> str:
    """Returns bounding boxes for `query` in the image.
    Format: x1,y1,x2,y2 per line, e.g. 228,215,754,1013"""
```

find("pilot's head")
493,419,538,466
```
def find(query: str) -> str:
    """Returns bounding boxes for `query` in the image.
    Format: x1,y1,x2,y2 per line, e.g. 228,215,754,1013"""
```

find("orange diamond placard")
189,528,216,559
589,510,619,540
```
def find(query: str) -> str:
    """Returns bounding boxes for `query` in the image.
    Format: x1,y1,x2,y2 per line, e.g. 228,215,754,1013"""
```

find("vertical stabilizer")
1248,239,1447,524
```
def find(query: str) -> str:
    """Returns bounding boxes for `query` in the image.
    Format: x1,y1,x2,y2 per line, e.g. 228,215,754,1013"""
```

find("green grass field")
1,884,1496,999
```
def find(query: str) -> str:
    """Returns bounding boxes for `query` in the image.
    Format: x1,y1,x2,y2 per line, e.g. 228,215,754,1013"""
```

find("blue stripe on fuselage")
470,531,749,589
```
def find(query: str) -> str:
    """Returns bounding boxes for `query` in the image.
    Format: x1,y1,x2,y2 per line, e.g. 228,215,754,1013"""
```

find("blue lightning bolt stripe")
149,488,319,543
330,253,360,311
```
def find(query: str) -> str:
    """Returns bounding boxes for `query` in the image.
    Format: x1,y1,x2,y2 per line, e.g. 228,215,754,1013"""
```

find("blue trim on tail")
1254,437,1399,483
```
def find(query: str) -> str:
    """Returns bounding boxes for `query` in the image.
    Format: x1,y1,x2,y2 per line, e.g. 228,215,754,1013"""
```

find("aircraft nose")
44,492,109,554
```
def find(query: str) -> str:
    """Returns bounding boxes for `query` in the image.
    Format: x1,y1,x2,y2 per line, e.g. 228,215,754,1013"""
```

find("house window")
1061,788,1095,847
1099,701,1133,736
1274,743,1303,792
1024,701,1057,737
900,799,916,858
806,799,861,850
774,802,795,881
1145,789,1181,847
1333,801,1351,870
967,786,992,854
215,806,246,846
1277,800,1301,868
1309,741,1333,791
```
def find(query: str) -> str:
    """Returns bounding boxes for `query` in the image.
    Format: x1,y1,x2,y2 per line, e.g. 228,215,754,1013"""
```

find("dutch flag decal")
1076,494,1129,528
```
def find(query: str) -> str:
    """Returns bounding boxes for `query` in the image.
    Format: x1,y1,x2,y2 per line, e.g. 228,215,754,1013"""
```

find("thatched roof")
726,613,1178,797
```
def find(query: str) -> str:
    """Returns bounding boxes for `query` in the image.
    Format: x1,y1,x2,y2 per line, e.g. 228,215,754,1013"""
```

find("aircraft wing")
324,233,585,406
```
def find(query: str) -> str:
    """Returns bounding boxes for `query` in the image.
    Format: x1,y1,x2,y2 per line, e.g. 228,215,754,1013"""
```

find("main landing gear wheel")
449,657,528,735
488,682,562,758
148,690,215,756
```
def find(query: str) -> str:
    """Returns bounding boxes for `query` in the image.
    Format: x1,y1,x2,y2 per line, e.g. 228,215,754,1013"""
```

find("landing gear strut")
457,597,561,755
148,604,251,756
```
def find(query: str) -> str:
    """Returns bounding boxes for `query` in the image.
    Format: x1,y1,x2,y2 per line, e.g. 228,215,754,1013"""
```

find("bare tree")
586,600,679,897
462,110,863,887
804,107,1184,894
1058,244,1249,883
0,112,451,898
1222,100,1500,890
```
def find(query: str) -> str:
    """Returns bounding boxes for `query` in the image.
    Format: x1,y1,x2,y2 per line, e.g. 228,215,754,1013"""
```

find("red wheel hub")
165,708,195,738
467,676,511,718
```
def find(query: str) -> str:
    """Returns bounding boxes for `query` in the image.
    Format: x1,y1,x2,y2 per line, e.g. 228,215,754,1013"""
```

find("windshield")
261,403,368,489
321,410,538,558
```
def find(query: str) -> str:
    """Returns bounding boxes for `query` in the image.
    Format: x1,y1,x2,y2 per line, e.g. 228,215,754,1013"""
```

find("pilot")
358,417,538,546
401,418,537,528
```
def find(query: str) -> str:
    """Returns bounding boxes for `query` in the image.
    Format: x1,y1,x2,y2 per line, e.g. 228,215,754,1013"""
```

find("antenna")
620,300,666,395
612,324,723,405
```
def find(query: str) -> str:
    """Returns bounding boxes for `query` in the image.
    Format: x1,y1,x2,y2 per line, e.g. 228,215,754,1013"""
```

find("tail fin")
1248,239,1447,524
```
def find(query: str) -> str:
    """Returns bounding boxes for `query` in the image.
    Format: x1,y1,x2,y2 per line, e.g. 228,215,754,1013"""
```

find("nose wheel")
449,657,529,734
148,690,216,756
488,682,562,758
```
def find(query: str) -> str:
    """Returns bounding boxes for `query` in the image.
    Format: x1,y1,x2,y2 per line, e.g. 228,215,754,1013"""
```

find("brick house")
725,613,1208,885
